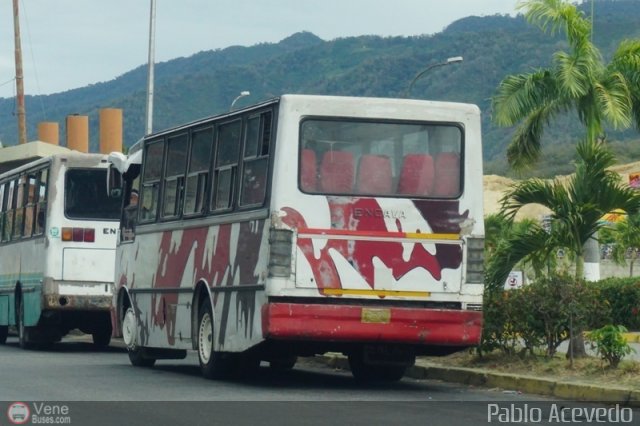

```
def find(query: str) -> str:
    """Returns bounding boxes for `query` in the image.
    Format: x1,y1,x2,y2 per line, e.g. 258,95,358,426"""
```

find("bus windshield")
300,118,462,198
65,169,121,220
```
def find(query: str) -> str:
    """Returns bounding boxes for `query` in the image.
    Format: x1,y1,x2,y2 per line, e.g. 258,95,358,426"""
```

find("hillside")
1,0,640,178
484,161,640,220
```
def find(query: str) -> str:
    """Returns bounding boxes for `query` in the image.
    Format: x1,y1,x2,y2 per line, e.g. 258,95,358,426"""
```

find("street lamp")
405,56,463,97
230,91,251,110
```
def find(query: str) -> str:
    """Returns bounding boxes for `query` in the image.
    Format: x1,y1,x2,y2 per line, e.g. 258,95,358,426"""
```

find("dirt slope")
483,161,640,220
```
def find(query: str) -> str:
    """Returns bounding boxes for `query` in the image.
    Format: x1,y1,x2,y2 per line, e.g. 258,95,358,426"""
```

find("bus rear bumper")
42,281,114,310
262,302,482,346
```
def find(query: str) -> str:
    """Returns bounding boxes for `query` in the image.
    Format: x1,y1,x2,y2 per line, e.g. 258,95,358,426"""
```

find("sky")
0,0,518,98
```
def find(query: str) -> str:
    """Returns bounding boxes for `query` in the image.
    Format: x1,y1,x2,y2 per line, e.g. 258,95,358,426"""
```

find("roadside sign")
504,271,524,290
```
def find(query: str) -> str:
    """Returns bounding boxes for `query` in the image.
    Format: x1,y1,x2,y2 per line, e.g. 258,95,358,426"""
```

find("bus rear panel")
262,96,484,368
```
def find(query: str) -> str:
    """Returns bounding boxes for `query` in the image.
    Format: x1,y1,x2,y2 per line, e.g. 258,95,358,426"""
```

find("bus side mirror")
107,165,123,198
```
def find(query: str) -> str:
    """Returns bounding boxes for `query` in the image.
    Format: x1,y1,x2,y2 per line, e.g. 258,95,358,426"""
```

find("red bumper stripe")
262,303,482,346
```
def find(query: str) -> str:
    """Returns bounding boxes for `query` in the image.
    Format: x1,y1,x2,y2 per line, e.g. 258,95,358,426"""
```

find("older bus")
109,94,484,381
0,153,121,348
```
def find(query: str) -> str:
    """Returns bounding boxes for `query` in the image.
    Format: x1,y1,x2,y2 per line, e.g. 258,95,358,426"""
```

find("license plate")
361,308,390,324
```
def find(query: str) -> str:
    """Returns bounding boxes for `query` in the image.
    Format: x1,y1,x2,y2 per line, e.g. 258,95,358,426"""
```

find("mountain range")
1,0,640,177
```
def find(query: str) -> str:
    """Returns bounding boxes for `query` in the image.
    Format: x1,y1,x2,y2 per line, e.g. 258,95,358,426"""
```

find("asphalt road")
1,335,634,426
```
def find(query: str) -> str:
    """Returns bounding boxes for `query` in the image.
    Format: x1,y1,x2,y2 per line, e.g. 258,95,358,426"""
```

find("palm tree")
487,138,640,288
485,214,548,284
607,213,640,277
492,0,640,170
486,138,640,357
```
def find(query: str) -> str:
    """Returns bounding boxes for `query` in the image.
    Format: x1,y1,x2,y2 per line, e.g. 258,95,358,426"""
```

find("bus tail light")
268,228,293,277
62,227,95,243
466,237,484,283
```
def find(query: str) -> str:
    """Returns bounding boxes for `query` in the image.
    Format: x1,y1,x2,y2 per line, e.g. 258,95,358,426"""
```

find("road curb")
321,355,639,407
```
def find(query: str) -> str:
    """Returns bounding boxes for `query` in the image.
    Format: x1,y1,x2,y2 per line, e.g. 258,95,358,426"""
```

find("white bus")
0,153,121,348
109,94,484,381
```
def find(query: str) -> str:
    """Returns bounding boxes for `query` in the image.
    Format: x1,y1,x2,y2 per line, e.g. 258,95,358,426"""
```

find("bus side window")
3,181,14,241
34,169,48,236
212,120,241,211
140,140,165,223
12,176,27,239
184,127,213,216
240,113,271,207
22,173,38,238
0,182,5,241
162,133,188,219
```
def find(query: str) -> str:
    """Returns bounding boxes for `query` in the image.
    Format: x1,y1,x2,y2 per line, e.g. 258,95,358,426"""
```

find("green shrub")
480,273,610,357
586,324,635,368
593,278,640,331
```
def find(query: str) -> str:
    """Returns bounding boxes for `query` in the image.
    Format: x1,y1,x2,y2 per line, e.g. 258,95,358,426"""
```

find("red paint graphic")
282,198,464,293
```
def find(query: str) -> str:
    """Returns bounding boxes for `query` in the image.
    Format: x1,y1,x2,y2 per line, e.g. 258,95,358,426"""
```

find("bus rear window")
300,119,462,198
65,169,121,220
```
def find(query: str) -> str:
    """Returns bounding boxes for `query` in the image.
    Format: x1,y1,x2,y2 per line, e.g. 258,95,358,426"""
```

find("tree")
492,0,640,170
487,138,640,287
485,214,549,283
607,212,640,277
486,138,640,356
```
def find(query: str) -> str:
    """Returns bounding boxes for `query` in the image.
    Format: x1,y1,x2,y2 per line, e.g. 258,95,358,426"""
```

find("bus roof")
0,150,108,179
141,95,480,142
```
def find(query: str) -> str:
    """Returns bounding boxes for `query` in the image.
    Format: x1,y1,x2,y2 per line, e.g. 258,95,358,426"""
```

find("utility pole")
145,0,156,135
13,0,27,144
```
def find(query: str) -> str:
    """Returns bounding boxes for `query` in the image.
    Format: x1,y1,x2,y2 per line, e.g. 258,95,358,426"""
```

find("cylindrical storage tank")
37,122,59,145
99,108,123,154
66,114,89,153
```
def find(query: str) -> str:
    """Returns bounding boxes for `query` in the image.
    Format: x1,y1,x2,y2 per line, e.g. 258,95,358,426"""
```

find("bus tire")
121,306,155,367
197,300,230,379
0,326,7,344
348,353,406,383
127,347,156,368
92,329,112,348
17,297,31,350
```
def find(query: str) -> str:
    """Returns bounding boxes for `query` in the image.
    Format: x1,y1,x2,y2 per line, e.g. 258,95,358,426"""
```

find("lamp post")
230,91,251,110
405,56,463,98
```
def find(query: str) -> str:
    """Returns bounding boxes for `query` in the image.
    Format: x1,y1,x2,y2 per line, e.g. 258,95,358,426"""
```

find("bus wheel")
92,329,112,348
122,307,155,367
17,297,31,349
127,347,156,368
197,301,230,379
0,326,7,344
348,353,406,383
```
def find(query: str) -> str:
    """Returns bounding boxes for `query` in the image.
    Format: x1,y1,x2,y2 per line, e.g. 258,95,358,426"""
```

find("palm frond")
610,40,640,131
506,103,559,169
492,70,556,126
593,73,632,129
485,225,551,289
518,0,591,50
553,51,593,98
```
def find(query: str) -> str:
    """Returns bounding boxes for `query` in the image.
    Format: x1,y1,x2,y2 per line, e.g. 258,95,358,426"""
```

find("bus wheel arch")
118,287,155,367
117,287,132,326
191,282,212,350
